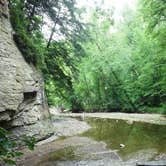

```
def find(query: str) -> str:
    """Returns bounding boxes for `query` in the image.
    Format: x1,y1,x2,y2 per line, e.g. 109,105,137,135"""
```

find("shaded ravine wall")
0,0,53,139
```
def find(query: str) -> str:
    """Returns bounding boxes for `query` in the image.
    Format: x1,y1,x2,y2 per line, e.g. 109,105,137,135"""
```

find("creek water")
81,118,166,160
20,117,166,166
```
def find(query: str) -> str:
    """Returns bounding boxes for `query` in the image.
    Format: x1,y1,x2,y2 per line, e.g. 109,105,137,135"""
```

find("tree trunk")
46,7,61,48
46,23,56,48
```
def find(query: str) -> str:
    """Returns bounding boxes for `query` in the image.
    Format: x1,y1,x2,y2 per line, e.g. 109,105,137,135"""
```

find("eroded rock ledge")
0,0,51,139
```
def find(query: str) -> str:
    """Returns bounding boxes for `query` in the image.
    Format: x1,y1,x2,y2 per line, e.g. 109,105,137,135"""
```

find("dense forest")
9,0,166,113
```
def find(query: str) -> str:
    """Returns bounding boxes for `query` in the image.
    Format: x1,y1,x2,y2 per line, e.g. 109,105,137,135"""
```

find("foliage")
9,0,86,110
0,128,36,165
9,0,45,65
72,2,166,113
22,135,36,151
9,0,166,113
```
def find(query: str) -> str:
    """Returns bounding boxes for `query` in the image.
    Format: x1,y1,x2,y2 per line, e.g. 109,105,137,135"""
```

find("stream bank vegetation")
9,0,166,113
0,127,35,165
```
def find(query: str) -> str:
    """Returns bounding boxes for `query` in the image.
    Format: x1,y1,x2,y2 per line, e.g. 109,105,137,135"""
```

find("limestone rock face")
0,0,52,139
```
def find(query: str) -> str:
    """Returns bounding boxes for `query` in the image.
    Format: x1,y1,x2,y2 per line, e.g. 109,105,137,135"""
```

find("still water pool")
81,118,166,160
19,117,166,166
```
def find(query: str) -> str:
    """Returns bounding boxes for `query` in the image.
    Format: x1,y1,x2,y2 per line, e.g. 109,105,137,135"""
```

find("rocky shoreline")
36,116,91,145
56,112,166,125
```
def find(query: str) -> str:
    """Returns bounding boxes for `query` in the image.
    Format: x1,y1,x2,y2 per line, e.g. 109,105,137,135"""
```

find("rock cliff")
0,0,53,140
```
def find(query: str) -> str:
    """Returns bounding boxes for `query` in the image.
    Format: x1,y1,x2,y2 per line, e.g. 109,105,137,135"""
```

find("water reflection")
81,118,166,159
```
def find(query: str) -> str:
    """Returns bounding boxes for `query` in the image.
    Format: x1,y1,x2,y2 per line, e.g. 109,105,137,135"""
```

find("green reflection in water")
81,118,166,159
40,146,81,164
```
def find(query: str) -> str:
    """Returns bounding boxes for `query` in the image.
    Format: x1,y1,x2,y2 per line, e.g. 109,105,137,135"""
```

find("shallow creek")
18,117,166,166
82,118,166,159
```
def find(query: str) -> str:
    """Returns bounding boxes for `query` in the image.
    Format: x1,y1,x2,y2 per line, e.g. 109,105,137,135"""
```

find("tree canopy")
9,0,166,113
